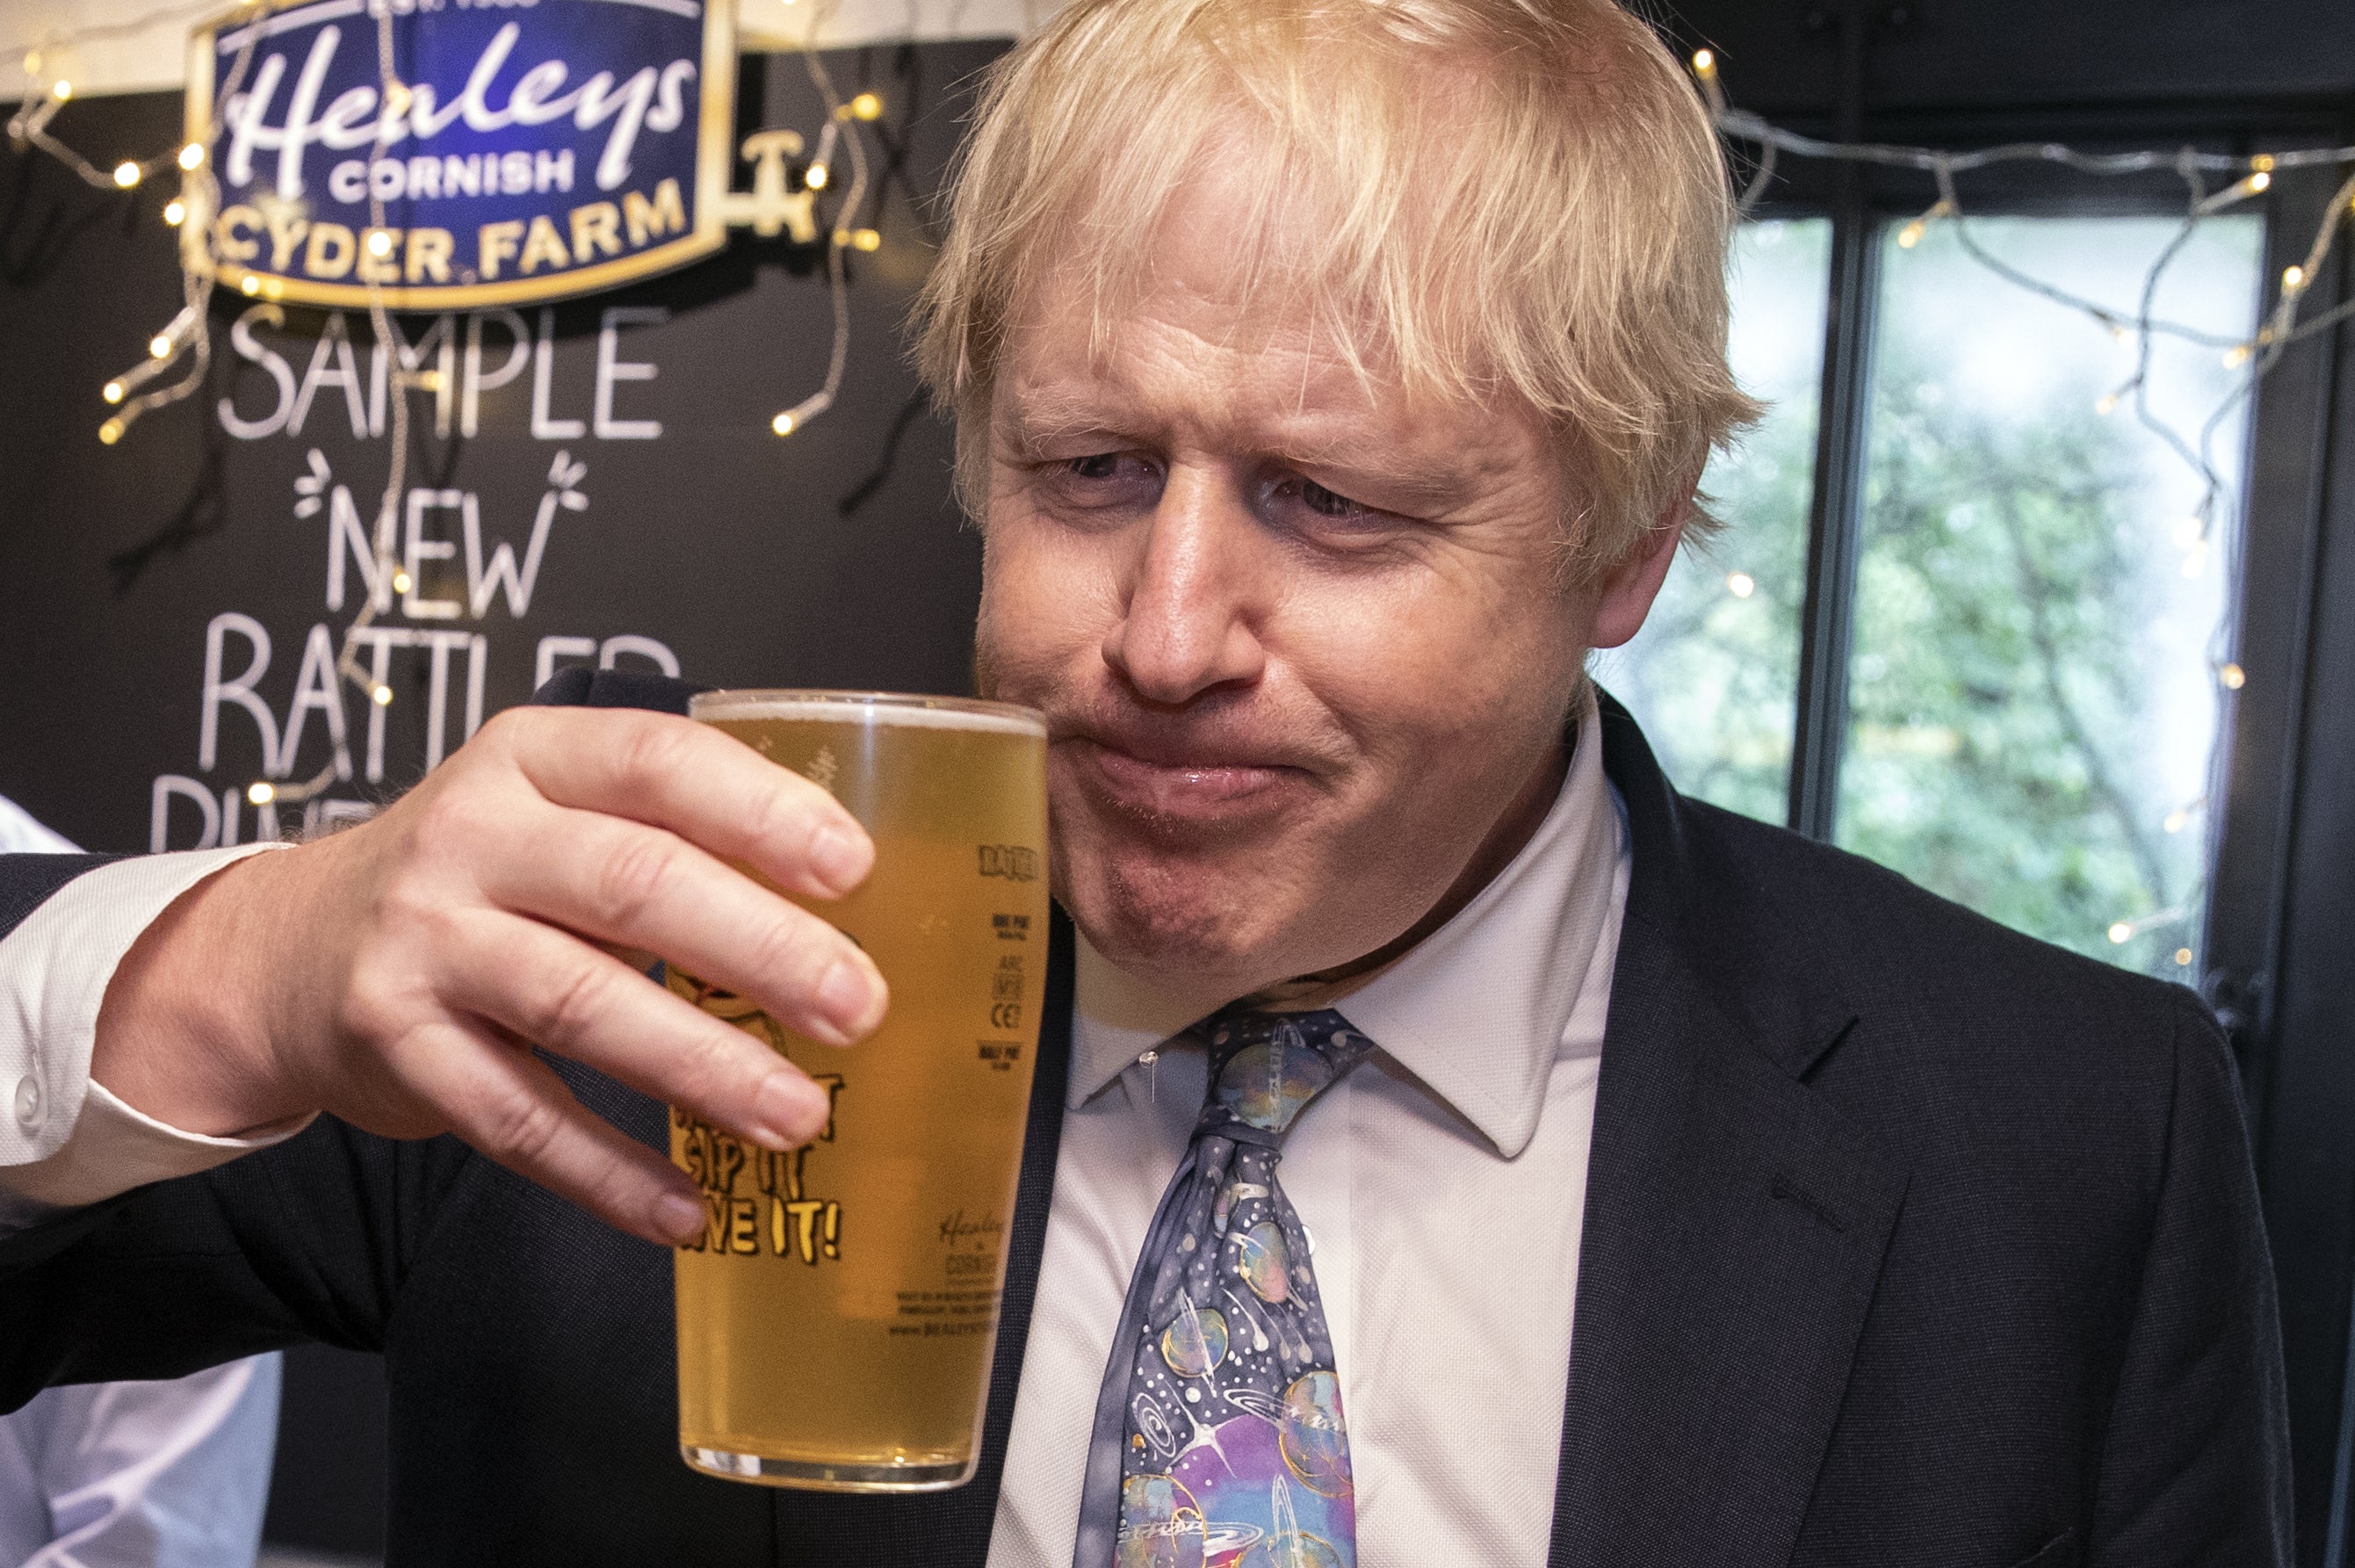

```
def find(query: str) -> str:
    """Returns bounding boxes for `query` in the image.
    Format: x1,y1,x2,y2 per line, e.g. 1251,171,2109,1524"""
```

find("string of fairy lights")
5,19,2354,964
1689,48,2355,965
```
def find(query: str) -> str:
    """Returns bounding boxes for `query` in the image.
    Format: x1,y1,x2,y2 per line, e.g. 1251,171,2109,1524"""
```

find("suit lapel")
1548,703,1909,1568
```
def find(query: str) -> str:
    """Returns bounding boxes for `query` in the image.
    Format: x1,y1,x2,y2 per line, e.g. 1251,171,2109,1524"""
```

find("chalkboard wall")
1,42,1008,1556
1,40,1008,856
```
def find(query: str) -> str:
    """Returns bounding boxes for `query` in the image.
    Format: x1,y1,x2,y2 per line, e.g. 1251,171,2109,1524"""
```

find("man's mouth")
1060,734,1315,821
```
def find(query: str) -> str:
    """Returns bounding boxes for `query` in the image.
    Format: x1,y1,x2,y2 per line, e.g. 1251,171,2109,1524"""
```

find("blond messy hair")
913,0,1762,576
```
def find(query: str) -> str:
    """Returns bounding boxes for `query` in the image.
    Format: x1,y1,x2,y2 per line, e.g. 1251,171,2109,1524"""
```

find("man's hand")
91,706,886,1247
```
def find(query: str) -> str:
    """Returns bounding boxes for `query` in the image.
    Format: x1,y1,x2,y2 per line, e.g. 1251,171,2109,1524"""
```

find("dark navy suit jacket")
0,671,2293,1566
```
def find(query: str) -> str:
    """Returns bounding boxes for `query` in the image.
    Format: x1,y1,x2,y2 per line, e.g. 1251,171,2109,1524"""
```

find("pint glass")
667,690,1050,1492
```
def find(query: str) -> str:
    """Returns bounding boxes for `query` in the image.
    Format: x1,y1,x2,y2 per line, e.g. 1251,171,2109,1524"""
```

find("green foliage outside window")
1601,215,2262,984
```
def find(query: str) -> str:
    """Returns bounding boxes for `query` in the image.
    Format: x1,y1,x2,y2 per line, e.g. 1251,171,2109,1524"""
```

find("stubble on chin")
1057,812,1351,994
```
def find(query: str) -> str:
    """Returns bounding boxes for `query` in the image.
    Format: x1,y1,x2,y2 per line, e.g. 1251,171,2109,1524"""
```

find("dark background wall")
0,43,1002,857
1,37,1009,1558
1658,0,2355,121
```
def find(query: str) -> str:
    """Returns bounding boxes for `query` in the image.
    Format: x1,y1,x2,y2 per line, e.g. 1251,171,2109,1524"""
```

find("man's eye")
1298,480,1371,520
1068,453,1124,480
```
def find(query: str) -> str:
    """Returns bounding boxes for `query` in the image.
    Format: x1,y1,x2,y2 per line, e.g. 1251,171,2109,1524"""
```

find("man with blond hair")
0,0,2289,1564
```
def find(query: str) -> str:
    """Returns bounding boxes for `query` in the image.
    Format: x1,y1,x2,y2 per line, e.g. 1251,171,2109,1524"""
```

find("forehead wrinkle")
1002,255,1544,513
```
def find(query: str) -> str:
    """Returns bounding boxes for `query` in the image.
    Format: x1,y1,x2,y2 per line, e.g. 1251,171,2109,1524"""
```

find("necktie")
1075,1008,1373,1568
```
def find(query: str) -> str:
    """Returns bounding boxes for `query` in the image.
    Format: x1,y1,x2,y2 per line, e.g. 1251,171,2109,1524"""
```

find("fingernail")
816,953,885,1040
754,1073,831,1147
654,1191,704,1245
810,822,872,896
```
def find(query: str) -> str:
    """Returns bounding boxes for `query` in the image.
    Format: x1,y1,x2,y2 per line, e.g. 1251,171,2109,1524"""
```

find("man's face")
976,175,1675,997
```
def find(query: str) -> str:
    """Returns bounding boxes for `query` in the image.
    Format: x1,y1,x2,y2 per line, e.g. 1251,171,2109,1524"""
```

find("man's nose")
1100,470,1268,706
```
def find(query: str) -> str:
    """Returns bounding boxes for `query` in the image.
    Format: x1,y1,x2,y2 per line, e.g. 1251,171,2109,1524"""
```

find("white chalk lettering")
151,775,221,853
535,635,598,689
290,312,366,438
278,622,354,780
200,612,279,773
220,306,297,439
593,307,664,439
406,489,466,619
463,309,531,437
531,307,585,438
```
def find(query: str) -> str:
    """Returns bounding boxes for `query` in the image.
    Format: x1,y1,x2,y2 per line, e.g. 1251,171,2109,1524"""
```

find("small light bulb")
148,334,173,359
1691,47,1716,76
98,417,123,444
1726,571,1755,598
240,273,261,295
2223,344,2251,368
771,411,798,437
2174,947,2194,967
392,569,415,594
50,79,70,101
2250,154,2277,174
2248,170,2272,193
805,162,828,191
2283,264,2307,293
177,142,204,170
113,161,141,188
2106,921,2133,945
1897,220,1925,249
849,90,883,120
247,780,276,806
102,380,124,403
2094,393,2119,415
366,229,394,257
850,227,882,251
163,199,186,225
2218,662,2247,690
2164,809,2190,834
21,51,39,74
372,685,394,707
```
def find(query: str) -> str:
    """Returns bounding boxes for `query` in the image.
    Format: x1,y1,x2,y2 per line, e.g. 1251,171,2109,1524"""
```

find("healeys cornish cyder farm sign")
184,0,737,308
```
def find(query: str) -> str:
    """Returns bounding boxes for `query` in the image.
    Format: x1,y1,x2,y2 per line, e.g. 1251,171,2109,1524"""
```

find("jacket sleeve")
0,1109,476,1413
2086,990,2293,1564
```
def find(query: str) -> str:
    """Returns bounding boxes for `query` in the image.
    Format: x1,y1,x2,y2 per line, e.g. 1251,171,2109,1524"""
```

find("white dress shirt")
0,799,285,1568
988,700,1629,1568
0,1360,282,1568
0,700,1627,1568
0,844,304,1214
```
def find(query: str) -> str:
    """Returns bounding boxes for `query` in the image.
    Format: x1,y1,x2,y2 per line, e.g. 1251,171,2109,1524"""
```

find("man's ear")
1588,484,1695,650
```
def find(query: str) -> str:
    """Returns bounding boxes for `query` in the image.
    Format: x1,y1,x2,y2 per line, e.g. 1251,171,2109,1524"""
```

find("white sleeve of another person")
0,1355,285,1568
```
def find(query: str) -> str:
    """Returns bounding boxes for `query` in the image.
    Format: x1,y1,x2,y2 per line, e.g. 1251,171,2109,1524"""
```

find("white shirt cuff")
0,845,313,1213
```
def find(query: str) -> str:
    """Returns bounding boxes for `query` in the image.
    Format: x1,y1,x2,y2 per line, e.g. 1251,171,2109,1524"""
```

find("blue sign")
184,0,736,308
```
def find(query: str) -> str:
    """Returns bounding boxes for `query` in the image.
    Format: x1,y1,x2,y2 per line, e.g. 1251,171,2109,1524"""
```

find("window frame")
1720,47,2355,1557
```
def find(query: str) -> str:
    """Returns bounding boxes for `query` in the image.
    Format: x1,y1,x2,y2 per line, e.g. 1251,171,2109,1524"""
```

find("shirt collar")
1069,697,1625,1159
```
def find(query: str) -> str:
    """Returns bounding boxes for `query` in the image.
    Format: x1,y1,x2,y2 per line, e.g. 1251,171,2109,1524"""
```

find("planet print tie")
1075,1008,1373,1568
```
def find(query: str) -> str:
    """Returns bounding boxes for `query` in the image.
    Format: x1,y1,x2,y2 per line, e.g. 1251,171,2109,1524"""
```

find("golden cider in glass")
668,691,1050,1492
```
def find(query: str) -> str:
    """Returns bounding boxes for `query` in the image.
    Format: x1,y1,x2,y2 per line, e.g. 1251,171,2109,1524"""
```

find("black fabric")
0,677,2290,1566
526,665,710,713
0,853,125,935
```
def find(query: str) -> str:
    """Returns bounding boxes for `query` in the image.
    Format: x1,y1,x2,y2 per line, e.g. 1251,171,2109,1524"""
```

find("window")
1591,218,1829,824
1601,211,2266,984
